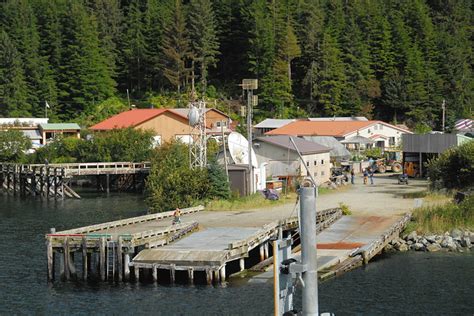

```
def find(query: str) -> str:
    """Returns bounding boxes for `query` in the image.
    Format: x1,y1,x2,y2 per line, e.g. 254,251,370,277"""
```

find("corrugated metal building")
402,133,472,177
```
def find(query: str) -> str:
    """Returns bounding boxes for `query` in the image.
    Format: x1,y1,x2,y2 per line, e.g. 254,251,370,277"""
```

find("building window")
216,121,221,127
389,137,396,146
314,172,318,177
314,161,317,166
321,171,325,176
380,124,383,130
374,125,378,130
368,129,371,133
306,161,309,167
321,159,324,165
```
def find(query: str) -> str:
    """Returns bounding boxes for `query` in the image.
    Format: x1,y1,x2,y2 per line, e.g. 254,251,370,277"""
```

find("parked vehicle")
398,173,409,185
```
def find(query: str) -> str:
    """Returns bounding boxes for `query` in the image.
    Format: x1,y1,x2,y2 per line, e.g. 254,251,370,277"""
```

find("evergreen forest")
0,0,472,129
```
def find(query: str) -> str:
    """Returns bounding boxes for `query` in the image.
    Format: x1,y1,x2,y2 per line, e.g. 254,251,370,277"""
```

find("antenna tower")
188,100,207,168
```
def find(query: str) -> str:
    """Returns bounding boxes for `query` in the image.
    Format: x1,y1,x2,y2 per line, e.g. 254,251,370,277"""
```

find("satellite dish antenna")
227,132,258,167
188,105,200,127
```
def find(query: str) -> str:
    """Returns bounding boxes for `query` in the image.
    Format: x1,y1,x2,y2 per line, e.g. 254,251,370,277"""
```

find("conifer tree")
0,30,29,117
161,0,190,94
2,0,57,118
188,0,220,94
59,1,115,117
121,0,147,96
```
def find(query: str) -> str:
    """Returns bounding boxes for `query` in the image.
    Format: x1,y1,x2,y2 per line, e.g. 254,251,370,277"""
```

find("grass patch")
206,192,298,211
339,202,352,215
206,185,332,212
407,195,474,234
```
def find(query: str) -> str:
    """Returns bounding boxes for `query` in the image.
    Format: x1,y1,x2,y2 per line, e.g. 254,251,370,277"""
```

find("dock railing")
52,205,204,236
28,161,151,176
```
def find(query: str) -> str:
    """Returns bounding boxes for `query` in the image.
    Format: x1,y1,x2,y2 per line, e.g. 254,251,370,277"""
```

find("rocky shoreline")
385,229,473,253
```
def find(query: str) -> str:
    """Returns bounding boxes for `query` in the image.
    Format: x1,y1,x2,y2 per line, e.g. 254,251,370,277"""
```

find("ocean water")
0,193,472,315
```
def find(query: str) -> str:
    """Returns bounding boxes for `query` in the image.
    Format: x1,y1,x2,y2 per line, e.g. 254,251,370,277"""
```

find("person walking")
350,168,355,184
369,168,374,185
363,169,368,185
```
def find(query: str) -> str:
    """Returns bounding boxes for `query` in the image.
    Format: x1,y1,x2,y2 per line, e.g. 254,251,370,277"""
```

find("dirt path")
184,175,429,228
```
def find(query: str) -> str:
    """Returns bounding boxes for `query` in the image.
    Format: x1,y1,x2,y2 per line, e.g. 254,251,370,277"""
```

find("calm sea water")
0,193,472,315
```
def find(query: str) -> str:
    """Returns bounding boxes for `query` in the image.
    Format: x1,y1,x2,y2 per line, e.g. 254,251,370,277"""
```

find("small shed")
227,165,250,197
39,123,81,144
402,133,472,177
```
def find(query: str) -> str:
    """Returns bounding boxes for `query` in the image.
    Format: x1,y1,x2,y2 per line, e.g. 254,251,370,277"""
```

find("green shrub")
339,202,352,215
146,141,210,212
427,140,474,189
0,130,31,162
364,147,383,159
31,128,154,163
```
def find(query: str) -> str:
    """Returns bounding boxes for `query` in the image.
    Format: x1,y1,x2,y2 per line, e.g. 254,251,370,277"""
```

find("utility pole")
442,99,446,132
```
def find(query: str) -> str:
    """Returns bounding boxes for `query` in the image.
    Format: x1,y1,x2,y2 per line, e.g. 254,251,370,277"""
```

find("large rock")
407,231,418,241
384,244,394,252
420,238,429,246
413,243,425,251
451,229,463,239
426,235,437,243
461,236,471,248
426,243,442,252
398,244,409,252
441,236,453,248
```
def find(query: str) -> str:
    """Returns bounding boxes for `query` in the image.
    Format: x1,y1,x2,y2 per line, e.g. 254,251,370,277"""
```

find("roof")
172,108,230,119
39,123,80,130
256,136,331,155
455,119,473,131
369,134,388,139
22,129,42,140
302,136,351,158
266,120,411,137
254,119,298,129
340,135,375,144
308,116,368,121
0,118,49,125
90,109,185,130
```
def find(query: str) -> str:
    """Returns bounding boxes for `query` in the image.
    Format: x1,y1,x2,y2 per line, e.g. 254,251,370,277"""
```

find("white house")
253,136,331,185
266,120,412,150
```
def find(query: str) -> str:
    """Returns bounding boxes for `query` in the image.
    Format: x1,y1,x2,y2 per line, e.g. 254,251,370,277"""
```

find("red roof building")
266,120,412,149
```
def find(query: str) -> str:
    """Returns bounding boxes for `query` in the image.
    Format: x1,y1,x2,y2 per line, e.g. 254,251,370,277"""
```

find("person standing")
350,168,355,184
363,169,368,185
369,168,374,185
173,208,181,225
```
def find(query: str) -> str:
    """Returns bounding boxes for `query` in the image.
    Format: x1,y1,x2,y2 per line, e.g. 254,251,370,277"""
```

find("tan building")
171,108,232,135
90,109,194,145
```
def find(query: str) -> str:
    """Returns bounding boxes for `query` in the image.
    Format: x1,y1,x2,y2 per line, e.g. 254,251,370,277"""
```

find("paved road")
182,175,428,228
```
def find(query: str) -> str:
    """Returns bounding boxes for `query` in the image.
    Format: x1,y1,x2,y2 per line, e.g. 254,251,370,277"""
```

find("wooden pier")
46,207,343,284
45,206,203,282
1,162,150,199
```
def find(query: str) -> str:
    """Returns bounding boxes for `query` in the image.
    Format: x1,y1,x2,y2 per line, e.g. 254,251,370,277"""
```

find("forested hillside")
0,0,472,128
